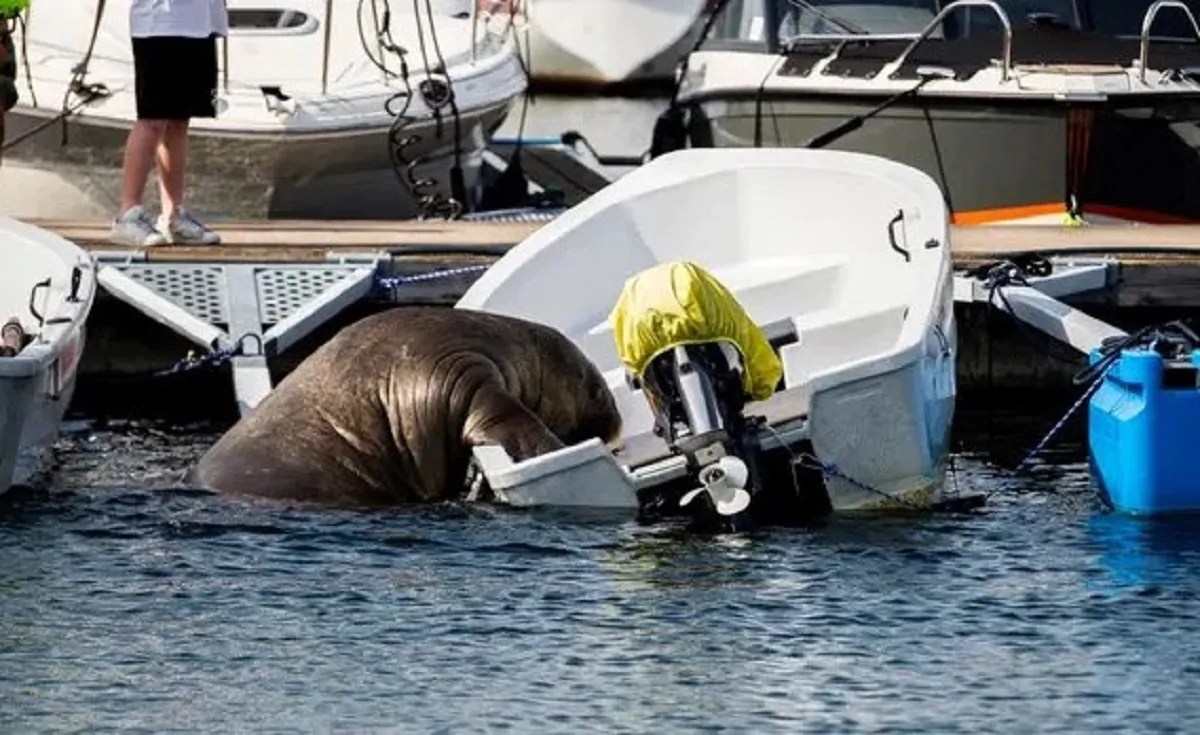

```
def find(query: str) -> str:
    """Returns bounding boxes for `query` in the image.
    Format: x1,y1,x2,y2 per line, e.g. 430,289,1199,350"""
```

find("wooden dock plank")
29,218,1200,265
32,218,545,252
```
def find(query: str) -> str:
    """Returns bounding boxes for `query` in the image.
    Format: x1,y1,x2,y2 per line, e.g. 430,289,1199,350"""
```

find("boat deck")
613,387,812,469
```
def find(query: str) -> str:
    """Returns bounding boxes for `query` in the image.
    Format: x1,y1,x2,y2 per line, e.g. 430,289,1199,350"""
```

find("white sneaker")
110,205,168,247
159,208,221,245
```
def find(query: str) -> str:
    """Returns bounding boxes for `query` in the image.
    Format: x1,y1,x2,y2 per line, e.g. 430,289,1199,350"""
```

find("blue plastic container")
1089,347,1200,515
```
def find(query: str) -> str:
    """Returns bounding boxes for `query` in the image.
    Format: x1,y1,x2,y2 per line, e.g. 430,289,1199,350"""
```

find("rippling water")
4,406,1200,733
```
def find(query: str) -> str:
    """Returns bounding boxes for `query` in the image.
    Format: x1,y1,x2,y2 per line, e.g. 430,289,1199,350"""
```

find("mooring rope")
759,422,924,510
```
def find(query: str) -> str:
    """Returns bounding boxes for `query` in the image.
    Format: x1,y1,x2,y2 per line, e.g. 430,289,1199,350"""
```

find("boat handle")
888,210,911,262
28,277,50,328
47,359,62,402
68,265,82,303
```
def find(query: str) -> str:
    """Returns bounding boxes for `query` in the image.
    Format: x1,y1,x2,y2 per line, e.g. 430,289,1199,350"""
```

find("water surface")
2,408,1199,733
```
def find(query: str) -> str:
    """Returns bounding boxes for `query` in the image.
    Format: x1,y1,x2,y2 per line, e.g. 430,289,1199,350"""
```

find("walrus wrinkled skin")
189,307,623,506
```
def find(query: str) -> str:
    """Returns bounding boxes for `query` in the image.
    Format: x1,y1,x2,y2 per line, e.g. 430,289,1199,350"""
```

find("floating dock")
36,217,1200,419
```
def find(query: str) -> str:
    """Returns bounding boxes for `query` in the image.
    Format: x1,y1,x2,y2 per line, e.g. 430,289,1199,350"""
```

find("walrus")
189,307,623,507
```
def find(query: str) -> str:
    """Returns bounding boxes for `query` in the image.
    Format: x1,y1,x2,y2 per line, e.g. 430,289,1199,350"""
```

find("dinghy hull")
0,328,84,492
458,147,959,522
0,217,95,495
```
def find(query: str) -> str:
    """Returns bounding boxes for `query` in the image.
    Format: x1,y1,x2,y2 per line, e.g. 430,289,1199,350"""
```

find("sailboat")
0,0,528,221
472,0,711,90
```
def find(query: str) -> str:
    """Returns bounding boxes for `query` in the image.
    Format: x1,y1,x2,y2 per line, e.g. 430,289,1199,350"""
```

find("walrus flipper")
464,386,566,462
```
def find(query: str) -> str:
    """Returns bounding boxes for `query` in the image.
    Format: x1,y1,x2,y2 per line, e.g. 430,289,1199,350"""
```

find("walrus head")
524,322,623,448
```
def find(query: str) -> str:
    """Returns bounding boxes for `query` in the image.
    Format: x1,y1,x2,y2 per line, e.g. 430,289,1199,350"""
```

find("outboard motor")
610,259,783,525
636,341,763,517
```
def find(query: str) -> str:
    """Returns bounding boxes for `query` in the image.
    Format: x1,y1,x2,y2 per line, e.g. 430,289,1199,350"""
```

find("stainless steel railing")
1139,0,1200,83
888,0,1013,81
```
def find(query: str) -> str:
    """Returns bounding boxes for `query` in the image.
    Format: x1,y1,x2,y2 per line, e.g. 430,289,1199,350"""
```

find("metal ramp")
953,255,1127,352
92,251,386,417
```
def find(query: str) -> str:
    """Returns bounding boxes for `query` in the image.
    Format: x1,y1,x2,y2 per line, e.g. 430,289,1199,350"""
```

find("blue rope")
1009,361,1114,478
760,423,919,508
154,334,262,376
374,263,491,291
459,207,566,224
813,457,921,509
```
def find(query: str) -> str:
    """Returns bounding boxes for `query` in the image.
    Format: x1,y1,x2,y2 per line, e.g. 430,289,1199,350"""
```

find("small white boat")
1,0,527,221
471,0,710,88
0,217,96,495
458,146,957,522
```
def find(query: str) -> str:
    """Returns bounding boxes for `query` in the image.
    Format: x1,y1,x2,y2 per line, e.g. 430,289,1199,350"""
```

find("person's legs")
111,35,170,246
111,34,221,246
120,119,164,212
153,34,220,245
156,119,188,218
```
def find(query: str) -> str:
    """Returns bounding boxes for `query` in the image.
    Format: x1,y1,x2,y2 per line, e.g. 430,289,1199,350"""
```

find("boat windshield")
702,0,1200,51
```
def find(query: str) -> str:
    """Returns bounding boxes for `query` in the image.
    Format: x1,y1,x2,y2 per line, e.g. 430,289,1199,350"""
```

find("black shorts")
132,34,219,121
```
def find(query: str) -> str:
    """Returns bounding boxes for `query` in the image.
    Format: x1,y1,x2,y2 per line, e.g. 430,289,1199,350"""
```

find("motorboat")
457,146,957,528
467,0,712,90
0,216,96,495
0,0,528,221
652,0,1200,225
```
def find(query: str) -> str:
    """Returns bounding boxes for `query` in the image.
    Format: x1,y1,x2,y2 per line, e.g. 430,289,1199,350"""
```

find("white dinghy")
0,217,96,494
1,0,527,221
457,147,957,524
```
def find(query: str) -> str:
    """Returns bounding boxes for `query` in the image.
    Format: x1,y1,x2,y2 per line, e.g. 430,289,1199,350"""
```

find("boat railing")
320,0,333,94
778,0,1013,82
888,0,1013,81
781,32,923,46
1138,0,1200,82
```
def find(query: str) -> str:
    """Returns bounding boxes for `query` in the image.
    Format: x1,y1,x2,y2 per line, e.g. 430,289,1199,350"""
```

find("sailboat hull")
0,98,515,221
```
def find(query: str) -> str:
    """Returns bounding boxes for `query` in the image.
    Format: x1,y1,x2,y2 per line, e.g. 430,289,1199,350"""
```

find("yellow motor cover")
608,260,782,402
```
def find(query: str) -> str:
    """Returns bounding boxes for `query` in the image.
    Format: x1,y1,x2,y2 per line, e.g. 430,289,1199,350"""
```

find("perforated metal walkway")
94,253,385,417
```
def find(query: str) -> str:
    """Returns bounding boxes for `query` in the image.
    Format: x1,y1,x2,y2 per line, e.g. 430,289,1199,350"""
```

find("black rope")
969,255,1095,368
59,0,107,147
1,3,111,153
1072,319,1200,386
82,333,261,385
357,0,463,220
420,0,466,211
1001,318,1199,481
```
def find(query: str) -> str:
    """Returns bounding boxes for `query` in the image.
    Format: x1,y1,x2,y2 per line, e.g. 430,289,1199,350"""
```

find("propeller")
680,455,751,516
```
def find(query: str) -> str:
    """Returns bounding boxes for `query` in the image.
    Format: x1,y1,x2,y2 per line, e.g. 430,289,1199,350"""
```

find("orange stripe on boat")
951,203,1065,225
